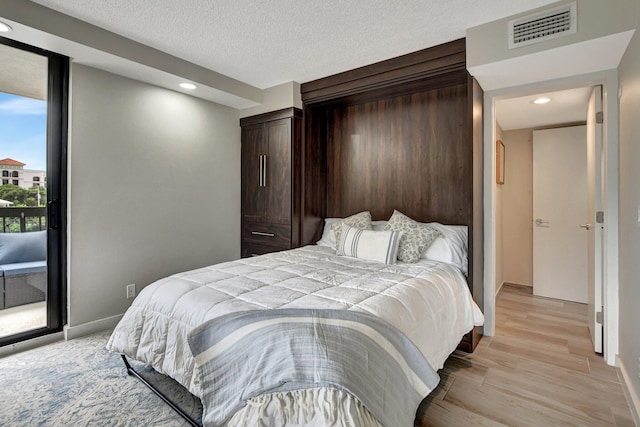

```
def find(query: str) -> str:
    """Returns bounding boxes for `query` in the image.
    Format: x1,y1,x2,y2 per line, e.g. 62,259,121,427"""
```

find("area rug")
0,330,202,426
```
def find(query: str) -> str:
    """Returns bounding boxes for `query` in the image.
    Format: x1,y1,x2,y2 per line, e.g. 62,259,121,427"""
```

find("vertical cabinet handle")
262,155,267,187
257,155,268,187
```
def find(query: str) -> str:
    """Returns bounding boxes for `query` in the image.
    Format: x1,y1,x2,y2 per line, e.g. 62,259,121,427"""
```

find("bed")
107,214,483,426
300,37,484,353
109,38,484,426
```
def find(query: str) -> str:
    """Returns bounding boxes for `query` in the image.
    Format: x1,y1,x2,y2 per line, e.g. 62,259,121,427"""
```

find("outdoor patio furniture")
0,231,47,309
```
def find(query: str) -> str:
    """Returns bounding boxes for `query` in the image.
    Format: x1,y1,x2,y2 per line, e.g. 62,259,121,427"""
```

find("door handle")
579,224,592,230
47,199,58,230
535,218,549,227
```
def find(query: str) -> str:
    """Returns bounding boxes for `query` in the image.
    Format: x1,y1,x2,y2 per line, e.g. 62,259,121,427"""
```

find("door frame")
482,69,619,365
0,36,68,347
586,85,604,354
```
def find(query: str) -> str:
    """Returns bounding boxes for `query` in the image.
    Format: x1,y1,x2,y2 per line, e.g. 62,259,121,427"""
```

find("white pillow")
316,218,342,249
422,223,468,275
317,218,387,249
336,224,402,264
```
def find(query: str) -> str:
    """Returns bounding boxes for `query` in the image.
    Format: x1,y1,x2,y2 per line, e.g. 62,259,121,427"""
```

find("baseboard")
500,282,533,293
0,331,64,358
617,355,640,427
64,313,123,340
496,281,505,296
1,314,124,358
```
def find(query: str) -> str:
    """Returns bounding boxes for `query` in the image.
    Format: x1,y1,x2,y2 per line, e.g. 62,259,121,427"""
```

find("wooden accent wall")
325,83,472,224
300,38,484,352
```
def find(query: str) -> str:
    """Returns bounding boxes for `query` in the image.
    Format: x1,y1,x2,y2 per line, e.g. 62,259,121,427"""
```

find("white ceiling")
3,0,628,125
496,87,593,131
28,0,558,89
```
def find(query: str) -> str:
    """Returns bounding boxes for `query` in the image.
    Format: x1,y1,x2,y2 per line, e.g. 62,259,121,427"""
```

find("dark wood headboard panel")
325,83,472,225
300,38,483,351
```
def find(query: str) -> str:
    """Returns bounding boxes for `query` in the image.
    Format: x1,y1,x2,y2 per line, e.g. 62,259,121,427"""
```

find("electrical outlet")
126,283,136,299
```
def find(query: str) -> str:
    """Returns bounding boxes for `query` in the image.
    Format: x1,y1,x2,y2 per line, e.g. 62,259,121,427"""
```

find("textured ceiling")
30,0,558,88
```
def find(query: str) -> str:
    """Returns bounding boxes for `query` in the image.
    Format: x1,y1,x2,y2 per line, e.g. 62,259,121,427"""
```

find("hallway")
417,284,634,426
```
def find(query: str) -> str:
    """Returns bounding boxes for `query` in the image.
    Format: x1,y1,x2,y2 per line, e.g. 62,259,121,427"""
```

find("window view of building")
0,158,47,209
0,158,46,190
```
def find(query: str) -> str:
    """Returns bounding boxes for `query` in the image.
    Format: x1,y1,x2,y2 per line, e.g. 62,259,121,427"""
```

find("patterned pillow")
383,210,441,263
331,211,373,245
336,224,402,264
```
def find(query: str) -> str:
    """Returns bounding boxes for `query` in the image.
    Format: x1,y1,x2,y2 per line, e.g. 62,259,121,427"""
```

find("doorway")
494,84,605,355
0,37,68,346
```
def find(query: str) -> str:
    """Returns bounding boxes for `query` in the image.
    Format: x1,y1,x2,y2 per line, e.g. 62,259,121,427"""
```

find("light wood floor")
416,284,635,427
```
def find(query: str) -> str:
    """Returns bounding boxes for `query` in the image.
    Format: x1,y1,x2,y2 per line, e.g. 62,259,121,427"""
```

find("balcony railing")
0,207,47,233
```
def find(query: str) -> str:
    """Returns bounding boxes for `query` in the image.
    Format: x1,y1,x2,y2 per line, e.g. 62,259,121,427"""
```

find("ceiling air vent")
508,2,577,49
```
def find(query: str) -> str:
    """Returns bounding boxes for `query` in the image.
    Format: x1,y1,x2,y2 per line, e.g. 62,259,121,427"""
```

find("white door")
533,126,588,304
587,86,604,353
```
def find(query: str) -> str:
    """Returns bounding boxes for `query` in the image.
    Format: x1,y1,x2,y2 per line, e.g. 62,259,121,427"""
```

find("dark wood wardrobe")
240,107,302,258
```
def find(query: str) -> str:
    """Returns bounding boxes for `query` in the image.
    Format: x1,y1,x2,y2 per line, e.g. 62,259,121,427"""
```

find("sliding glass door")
0,37,68,346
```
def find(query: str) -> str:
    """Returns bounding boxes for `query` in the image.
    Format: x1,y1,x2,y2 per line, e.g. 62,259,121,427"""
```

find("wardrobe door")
264,118,292,225
241,123,266,222
240,108,302,258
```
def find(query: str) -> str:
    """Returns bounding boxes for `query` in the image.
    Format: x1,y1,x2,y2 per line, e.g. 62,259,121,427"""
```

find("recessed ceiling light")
0,21,13,33
179,82,196,90
532,97,551,105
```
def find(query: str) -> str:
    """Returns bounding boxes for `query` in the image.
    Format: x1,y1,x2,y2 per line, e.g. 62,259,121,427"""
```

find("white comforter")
107,245,483,402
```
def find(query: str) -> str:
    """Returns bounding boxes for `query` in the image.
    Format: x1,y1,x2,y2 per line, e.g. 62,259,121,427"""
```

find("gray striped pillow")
336,224,402,264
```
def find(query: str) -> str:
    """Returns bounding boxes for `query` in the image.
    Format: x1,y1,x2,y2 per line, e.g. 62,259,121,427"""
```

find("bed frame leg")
120,355,200,427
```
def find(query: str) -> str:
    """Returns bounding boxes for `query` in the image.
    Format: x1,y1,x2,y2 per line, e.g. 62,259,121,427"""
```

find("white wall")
68,64,241,330
501,129,534,287
617,5,640,421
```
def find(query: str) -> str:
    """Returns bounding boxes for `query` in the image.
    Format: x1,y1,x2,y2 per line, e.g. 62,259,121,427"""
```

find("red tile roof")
0,158,26,166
